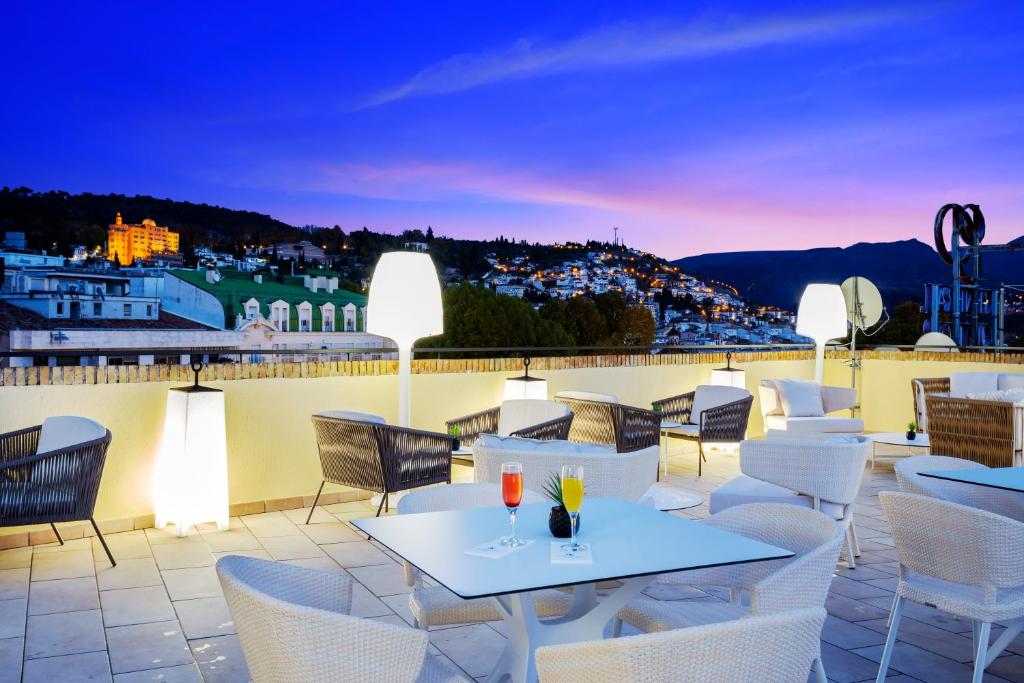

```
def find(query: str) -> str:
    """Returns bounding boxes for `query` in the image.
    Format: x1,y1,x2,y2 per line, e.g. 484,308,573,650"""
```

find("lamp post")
796,284,848,384
367,252,444,426
503,356,548,400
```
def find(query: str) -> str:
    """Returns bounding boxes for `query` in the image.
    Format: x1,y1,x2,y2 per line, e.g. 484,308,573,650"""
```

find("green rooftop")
170,269,367,330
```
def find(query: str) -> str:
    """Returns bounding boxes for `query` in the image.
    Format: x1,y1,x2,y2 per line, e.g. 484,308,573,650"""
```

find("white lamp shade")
366,252,443,348
796,284,848,342
154,388,229,536
503,376,549,401
710,368,747,388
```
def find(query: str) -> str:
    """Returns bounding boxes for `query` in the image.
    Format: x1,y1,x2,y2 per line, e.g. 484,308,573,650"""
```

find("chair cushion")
689,386,751,425
476,434,615,455
36,417,106,455
950,372,1000,397
764,415,863,433
497,400,569,436
664,424,701,438
774,380,824,417
709,475,845,520
314,410,386,424
999,374,1024,391
966,389,1024,404
554,390,619,404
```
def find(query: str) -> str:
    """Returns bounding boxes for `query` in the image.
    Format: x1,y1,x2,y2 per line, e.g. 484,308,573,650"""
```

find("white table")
659,420,687,476
353,497,791,683
867,432,929,468
920,467,1024,492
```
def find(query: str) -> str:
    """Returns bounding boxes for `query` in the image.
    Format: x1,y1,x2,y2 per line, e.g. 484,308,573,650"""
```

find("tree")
539,297,608,347
592,293,655,346
855,300,924,346
426,226,434,241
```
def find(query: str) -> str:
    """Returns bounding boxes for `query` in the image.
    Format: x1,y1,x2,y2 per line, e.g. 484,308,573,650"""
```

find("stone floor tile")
24,608,106,658
239,512,299,538
22,650,112,683
151,543,215,571
0,547,32,570
429,623,506,678
348,562,413,596
259,534,325,561
0,598,27,639
860,616,979,663
281,557,349,575
32,549,95,581
189,634,250,683
34,538,93,554
298,521,363,544
194,528,262,554
820,614,888,650
320,540,392,568
853,641,1000,682
349,582,393,618
96,558,162,591
281,506,335,525
825,593,890,622
817,641,884,683
0,637,23,683
144,527,202,546
93,532,153,563
161,567,221,601
211,549,272,561
173,596,234,639
829,574,893,600
105,619,193,674
113,663,203,683
0,568,29,601
100,586,176,627
28,576,100,615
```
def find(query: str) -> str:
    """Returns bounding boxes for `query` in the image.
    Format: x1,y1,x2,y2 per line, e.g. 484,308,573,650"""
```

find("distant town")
0,211,806,368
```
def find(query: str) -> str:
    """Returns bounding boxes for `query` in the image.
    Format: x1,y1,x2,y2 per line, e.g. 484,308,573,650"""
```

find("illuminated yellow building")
107,213,180,265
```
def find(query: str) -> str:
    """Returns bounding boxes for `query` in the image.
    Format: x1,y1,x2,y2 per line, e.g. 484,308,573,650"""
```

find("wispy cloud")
362,8,911,108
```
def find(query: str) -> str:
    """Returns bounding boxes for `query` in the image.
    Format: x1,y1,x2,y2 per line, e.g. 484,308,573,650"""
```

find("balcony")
1,347,1023,681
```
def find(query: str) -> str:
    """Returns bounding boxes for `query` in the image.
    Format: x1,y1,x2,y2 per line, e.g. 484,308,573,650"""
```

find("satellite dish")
914,332,958,352
841,276,883,329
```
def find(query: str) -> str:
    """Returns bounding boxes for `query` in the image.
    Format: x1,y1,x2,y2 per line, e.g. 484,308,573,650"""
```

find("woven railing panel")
0,430,111,526
925,395,1015,467
445,407,500,444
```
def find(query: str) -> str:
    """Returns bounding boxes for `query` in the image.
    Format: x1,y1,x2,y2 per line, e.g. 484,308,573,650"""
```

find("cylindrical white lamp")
154,364,229,537
710,351,746,388
367,252,444,426
503,357,548,400
796,284,848,384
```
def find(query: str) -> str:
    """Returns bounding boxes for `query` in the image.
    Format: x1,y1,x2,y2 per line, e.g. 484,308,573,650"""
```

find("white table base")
487,577,650,683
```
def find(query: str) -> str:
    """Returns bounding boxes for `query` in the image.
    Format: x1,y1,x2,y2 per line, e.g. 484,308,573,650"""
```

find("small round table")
867,432,930,469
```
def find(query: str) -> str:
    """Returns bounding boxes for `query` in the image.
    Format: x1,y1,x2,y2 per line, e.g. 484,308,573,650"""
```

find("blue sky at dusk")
2,2,1023,257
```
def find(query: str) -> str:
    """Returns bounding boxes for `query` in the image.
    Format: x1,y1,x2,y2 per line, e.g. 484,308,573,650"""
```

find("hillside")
674,239,1024,309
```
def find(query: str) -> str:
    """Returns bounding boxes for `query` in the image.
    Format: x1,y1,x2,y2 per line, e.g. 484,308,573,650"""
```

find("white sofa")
758,380,863,433
922,372,1024,466
472,434,659,502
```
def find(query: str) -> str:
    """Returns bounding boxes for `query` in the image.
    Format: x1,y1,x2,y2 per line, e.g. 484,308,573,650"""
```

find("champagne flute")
560,464,585,554
500,462,525,547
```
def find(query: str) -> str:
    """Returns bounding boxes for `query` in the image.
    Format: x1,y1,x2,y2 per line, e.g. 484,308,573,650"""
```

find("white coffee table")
354,497,790,683
867,432,930,468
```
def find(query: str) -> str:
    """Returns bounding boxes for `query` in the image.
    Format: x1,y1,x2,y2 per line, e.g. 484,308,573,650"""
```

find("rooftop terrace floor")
2,444,1023,683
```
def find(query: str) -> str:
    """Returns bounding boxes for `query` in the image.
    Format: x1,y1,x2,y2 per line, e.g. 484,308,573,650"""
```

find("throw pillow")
774,379,825,417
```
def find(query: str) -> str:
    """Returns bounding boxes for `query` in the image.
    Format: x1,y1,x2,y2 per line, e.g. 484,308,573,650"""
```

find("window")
146,304,153,316
123,304,132,317
56,302,64,315
93,303,102,316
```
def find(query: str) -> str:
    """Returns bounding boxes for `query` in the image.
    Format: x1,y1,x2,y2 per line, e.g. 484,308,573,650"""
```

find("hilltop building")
107,213,180,266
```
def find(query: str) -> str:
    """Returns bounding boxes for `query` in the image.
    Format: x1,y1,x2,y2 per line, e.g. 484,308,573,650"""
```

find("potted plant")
448,425,461,451
906,422,917,441
542,472,579,538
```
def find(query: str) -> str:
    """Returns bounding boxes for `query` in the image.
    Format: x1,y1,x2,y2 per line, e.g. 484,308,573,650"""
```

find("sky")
2,2,1023,258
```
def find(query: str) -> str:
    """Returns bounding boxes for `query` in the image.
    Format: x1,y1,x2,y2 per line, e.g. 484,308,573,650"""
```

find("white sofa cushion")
475,434,615,455
497,400,570,436
764,415,864,433
758,381,784,416
950,372,1000,397
689,386,751,425
709,474,845,520
36,416,106,454
966,389,1024,404
774,379,824,417
554,390,619,404
998,374,1024,391
314,410,386,424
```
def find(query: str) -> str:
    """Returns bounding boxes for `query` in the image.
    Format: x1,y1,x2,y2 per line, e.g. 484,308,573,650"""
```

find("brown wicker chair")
910,377,950,432
0,417,116,566
654,386,753,476
308,411,452,521
554,392,660,453
446,399,573,444
924,394,1018,468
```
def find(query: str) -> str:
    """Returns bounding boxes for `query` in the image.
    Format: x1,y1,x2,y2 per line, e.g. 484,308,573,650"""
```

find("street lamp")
796,284,848,384
367,252,444,426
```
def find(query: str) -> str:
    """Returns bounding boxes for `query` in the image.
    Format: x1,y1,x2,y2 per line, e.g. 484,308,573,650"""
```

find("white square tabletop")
353,497,792,599
920,467,1024,492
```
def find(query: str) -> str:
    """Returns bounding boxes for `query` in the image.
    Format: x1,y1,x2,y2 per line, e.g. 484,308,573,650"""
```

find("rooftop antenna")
613,226,619,246
840,276,888,417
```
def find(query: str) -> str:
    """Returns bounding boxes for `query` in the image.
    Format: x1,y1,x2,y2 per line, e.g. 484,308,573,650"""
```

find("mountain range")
673,238,1024,310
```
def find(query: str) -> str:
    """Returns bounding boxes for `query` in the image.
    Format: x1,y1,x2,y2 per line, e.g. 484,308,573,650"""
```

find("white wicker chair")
397,483,572,629
472,435,659,502
877,492,1024,683
709,435,868,567
613,503,843,683
536,607,826,683
216,554,469,682
894,455,1024,520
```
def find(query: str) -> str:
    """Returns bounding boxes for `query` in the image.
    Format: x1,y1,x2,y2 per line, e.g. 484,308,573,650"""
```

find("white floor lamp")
796,284,848,384
367,252,444,427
